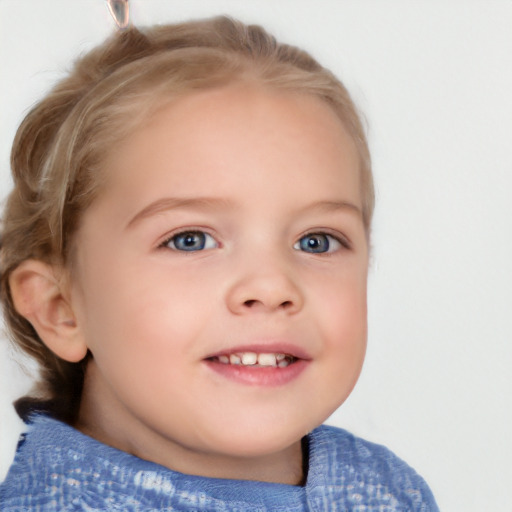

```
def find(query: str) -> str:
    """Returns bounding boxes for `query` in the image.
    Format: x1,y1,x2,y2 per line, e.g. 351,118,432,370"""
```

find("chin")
210,436,298,460
199,418,313,459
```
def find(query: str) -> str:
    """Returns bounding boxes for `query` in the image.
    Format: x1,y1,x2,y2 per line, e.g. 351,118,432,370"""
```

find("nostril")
242,299,294,309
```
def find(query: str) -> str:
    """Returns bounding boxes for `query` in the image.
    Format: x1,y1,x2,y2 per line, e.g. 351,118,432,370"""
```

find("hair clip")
106,0,130,30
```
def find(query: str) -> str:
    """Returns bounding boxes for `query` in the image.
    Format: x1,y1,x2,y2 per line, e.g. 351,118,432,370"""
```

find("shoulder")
0,415,158,511
0,416,85,510
306,424,439,511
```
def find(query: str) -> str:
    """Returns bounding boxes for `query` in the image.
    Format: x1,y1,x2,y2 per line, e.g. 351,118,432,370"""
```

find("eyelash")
293,231,351,254
160,230,218,252
160,229,350,254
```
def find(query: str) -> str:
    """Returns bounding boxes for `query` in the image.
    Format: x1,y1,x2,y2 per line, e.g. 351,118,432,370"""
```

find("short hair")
0,16,374,423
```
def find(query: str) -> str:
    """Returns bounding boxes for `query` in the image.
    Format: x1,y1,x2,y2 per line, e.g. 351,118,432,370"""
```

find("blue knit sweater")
0,415,438,511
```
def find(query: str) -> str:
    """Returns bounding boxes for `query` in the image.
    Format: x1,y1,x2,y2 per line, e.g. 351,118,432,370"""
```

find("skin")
65,84,369,485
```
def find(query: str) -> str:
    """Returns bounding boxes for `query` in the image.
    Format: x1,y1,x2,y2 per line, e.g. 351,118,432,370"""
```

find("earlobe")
9,260,88,363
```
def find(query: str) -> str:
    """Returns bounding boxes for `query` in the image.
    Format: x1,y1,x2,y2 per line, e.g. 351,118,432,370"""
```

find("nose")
225,263,304,315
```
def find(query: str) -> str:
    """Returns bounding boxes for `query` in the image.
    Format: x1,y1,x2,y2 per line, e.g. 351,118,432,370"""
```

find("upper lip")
204,342,312,361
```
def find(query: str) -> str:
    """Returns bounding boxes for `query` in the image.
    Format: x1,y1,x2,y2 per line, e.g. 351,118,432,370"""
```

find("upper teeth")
215,352,292,367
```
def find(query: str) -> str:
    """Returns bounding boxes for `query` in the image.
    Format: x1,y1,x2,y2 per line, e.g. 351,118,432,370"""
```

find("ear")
9,260,88,363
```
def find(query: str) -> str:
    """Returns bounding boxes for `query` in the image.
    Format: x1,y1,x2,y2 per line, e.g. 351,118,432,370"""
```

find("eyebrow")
126,196,362,229
126,197,235,229
299,200,362,217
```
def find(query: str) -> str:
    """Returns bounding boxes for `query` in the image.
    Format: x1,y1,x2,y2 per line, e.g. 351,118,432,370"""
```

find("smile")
204,344,310,386
208,352,297,368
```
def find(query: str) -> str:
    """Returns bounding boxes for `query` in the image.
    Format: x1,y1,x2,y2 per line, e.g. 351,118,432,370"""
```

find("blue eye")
294,233,342,253
165,231,217,251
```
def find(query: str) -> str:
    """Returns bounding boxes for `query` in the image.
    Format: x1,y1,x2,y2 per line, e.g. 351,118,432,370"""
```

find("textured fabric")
0,415,439,511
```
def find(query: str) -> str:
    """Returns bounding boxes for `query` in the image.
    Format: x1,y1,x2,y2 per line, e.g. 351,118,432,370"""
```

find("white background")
1,1,511,510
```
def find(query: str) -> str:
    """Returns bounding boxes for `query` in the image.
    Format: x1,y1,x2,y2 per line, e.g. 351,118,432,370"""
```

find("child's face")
69,84,368,480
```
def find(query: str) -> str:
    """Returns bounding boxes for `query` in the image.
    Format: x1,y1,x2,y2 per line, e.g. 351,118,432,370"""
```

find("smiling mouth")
207,352,298,368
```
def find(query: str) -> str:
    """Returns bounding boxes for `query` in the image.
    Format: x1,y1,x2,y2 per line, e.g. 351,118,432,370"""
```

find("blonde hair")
0,16,373,422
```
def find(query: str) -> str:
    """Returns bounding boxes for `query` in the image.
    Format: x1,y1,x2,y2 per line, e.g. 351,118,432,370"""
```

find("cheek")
312,267,368,377
76,259,214,361
315,262,368,334
295,268,367,423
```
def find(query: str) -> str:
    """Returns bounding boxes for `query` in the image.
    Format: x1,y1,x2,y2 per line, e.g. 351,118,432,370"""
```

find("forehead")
95,84,361,213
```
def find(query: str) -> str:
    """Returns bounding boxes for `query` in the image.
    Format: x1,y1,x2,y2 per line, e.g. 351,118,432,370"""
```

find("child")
0,16,438,510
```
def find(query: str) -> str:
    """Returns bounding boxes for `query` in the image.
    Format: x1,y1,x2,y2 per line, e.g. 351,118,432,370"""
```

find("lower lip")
204,359,309,386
